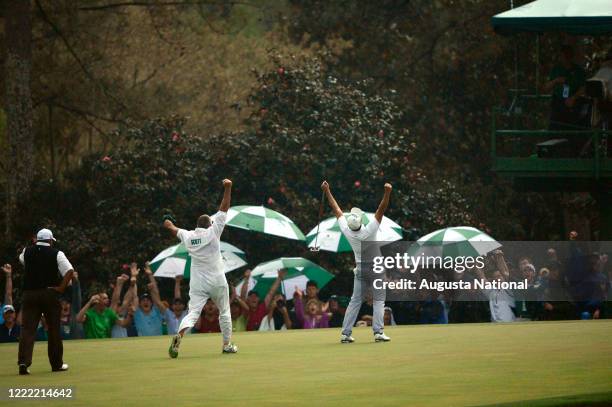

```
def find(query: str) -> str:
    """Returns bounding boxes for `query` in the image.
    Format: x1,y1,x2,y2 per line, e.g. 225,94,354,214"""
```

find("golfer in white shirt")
164,179,237,357
321,180,393,343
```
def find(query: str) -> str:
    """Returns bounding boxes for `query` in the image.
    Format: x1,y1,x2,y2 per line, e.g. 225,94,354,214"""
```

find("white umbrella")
306,213,403,252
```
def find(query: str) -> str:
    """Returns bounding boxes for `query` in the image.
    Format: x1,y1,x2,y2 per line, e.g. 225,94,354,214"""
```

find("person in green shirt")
76,292,133,339
229,286,248,332
544,45,587,131
231,301,247,332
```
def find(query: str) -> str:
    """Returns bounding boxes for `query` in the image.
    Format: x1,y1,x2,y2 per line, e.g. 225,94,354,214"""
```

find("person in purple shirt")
294,288,328,329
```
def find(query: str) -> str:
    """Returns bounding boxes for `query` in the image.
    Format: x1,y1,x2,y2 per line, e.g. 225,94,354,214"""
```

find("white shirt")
111,317,128,338
337,216,380,264
19,242,73,276
485,289,516,323
258,315,287,331
177,211,227,287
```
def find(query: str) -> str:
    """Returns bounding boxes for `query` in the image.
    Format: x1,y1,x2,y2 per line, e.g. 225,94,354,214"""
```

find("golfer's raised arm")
321,181,343,219
219,179,232,212
374,183,392,223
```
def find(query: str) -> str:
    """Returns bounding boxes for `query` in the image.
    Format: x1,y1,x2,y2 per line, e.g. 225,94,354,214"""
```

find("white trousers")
177,282,232,343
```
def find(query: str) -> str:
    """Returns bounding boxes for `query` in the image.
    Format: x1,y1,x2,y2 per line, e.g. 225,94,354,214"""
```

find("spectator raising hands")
2,264,13,308
229,285,249,332
0,264,20,343
260,269,292,331
475,251,516,323
76,291,133,339
240,269,267,331
294,287,328,329
164,274,187,335
110,263,138,338
133,262,165,337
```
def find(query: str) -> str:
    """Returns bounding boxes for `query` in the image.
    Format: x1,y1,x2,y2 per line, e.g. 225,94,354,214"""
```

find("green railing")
491,105,611,179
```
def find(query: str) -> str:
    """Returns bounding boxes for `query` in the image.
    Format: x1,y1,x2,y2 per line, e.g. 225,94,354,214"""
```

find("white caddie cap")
36,228,56,242
347,207,364,231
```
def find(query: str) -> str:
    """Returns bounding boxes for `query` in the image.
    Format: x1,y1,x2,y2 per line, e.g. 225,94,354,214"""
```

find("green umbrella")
410,226,500,258
226,205,305,241
305,213,403,252
150,241,247,279
492,0,612,36
245,257,334,299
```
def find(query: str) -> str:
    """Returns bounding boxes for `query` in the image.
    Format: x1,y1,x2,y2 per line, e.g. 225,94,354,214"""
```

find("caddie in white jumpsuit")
321,180,393,343
164,179,238,357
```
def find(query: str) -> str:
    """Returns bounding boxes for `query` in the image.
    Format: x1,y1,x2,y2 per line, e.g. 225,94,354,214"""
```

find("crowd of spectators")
1,236,610,343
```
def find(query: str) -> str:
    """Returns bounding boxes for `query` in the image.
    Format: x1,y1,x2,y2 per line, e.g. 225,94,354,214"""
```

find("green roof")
492,0,612,35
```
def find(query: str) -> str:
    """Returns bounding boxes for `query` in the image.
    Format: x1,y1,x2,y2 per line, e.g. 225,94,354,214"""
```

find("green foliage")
283,0,580,238
3,57,474,293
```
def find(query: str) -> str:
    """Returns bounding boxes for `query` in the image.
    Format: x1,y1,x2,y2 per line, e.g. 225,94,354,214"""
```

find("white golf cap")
36,228,56,242
2,304,15,313
347,207,364,231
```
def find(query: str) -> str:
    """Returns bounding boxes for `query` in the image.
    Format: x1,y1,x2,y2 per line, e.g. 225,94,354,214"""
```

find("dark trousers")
18,288,63,369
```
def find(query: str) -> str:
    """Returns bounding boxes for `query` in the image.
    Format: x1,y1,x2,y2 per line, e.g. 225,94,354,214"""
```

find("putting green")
0,320,610,406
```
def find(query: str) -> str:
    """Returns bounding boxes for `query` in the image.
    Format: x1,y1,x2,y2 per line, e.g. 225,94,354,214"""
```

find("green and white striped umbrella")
305,213,403,252
150,241,247,279
226,205,305,241
410,226,500,258
244,257,334,298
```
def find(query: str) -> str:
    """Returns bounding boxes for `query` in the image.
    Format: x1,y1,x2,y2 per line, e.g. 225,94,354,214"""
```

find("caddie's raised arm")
163,214,179,237
219,179,232,212
374,183,392,223
321,181,343,219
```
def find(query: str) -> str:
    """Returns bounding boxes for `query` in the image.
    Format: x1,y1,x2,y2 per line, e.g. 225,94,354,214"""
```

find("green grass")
0,320,611,406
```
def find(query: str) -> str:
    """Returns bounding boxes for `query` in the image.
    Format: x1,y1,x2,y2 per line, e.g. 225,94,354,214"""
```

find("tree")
4,0,34,239
281,0,582,239
14,56,472,290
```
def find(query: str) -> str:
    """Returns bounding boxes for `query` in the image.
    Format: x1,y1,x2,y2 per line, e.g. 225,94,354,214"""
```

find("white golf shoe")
340,334,355,344
374,332,391,342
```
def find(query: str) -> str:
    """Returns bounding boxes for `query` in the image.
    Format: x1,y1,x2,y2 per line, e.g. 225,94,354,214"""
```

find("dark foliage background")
1,0,610,301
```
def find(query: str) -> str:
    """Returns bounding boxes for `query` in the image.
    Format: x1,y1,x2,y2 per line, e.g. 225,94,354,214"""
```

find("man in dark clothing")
327,295,344,328
17,228,75,375
544,45,587,132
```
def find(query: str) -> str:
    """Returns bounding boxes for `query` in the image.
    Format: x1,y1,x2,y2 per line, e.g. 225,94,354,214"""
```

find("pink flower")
172,132,180,142
354,180,361,188
267,197,275,205
102,156,111,163
277,67,285,75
